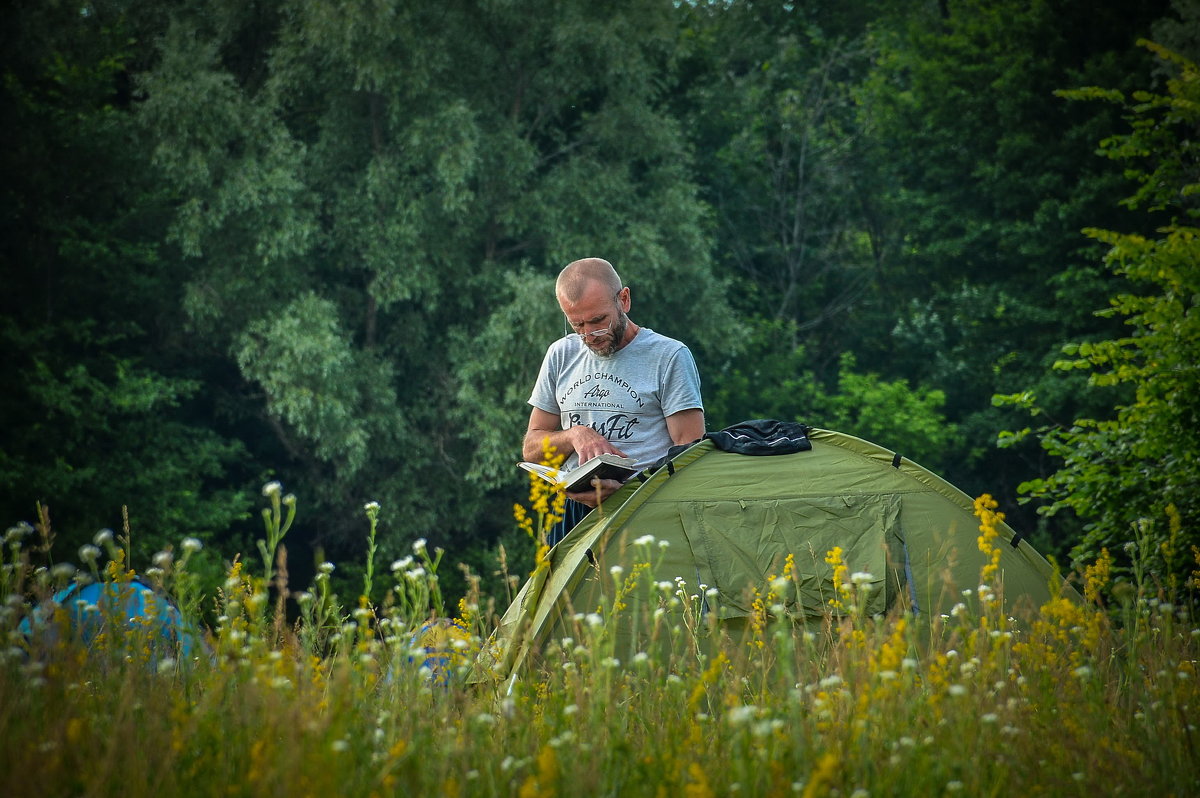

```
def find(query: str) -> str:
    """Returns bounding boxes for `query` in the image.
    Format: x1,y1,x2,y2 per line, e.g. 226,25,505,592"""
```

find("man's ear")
618,286,631,311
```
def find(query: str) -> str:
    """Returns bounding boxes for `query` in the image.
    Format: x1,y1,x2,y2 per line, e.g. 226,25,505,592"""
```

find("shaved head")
556,257,623,303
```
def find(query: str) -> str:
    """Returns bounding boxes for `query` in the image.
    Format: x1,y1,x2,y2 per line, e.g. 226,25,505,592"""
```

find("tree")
0,1,253,561
131,0,740,575
1001,41,1200,593
851,0,1172,514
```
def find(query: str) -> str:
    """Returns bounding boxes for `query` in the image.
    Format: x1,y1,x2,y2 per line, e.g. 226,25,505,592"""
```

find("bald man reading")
524,257,705,545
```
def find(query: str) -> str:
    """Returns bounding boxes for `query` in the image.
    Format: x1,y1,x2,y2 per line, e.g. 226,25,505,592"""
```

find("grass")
1,485,1197,797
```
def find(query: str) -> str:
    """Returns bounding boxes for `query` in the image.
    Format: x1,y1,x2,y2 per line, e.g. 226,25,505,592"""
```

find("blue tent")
20,577,204,661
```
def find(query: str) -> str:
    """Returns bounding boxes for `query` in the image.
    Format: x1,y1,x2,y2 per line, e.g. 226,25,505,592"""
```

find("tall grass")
1,486,1196,797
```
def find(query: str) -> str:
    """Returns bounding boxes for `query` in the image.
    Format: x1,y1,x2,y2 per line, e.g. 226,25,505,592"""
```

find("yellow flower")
825,547,848,611
973,494,1004,585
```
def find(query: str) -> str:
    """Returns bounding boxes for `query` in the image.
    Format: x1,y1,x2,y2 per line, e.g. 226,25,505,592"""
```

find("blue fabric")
20,578,202,660
547,499,592,547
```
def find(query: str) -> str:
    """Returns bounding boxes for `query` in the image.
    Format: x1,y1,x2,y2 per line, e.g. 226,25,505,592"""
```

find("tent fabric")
476,424,1072,684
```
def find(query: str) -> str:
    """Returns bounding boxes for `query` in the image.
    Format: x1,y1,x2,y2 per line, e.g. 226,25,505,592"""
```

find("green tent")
481,422,1069,684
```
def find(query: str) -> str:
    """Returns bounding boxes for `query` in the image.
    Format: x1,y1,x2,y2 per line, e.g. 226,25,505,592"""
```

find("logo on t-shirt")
568,412,639,441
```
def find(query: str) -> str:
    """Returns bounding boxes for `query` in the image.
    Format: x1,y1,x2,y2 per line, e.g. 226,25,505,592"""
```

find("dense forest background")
3,0,1197,600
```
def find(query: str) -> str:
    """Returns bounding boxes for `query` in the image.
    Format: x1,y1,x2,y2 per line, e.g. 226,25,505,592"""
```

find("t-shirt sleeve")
528,344,561,414
660,344,704,417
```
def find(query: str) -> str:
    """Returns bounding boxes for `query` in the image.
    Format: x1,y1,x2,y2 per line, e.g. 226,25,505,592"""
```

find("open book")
518,453,639,492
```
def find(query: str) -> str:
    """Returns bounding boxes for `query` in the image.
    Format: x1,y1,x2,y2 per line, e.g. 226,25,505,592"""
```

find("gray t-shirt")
529,328,703,471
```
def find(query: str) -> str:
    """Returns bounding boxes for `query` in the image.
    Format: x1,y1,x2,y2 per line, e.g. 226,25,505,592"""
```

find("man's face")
560,282,630,357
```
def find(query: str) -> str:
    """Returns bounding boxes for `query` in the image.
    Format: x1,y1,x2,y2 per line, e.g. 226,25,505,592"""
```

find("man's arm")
665,408,705,446
523,407,628,464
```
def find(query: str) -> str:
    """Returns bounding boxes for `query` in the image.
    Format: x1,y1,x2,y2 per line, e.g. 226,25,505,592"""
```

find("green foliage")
1002,42,1200,587
707,318,957,470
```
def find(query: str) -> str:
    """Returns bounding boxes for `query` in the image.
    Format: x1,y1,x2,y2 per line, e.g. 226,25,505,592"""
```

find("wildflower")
1073,666,1092,679
412,538,427,555
981,713,998,724
850,571,874,586
152,550,173,568
947,684,968,697
93,528,114,546
658,539,670,549
51,563,76,581
78,544,101,564
633,534,656,546
585,613,603,628
262,481,283,498
364,501,381,513
727,705,758,726
7,522,34,544
181,537,203,553
610,565,624,577
318,561,336,574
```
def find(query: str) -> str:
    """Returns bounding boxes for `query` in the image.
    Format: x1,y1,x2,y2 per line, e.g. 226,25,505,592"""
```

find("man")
524,257,705,544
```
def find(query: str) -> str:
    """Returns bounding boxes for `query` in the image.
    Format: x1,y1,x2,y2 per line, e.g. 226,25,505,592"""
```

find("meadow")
1,481,1197,798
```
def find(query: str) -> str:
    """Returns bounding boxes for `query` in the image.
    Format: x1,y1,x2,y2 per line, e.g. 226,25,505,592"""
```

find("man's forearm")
523,427,577,463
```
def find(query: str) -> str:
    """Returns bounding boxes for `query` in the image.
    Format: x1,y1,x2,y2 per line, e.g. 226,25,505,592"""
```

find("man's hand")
569,425,628,463
565,478,623,508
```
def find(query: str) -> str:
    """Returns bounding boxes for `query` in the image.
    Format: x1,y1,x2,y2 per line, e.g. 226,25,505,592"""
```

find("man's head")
556,258,633,356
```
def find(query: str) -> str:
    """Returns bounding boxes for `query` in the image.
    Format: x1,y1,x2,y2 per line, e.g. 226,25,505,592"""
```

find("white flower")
585,613,603,628
93,528,114,546
152,550,173,568
181,537,203,553
412,538,427,554
727,705,758,726
850,571,874,586
947,684,968,697
262,481,283,498
610,565,624,577
1073,665,1092,679
633,534,656,547
78,544,101,563
318,561,336,574
364,501,381,512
